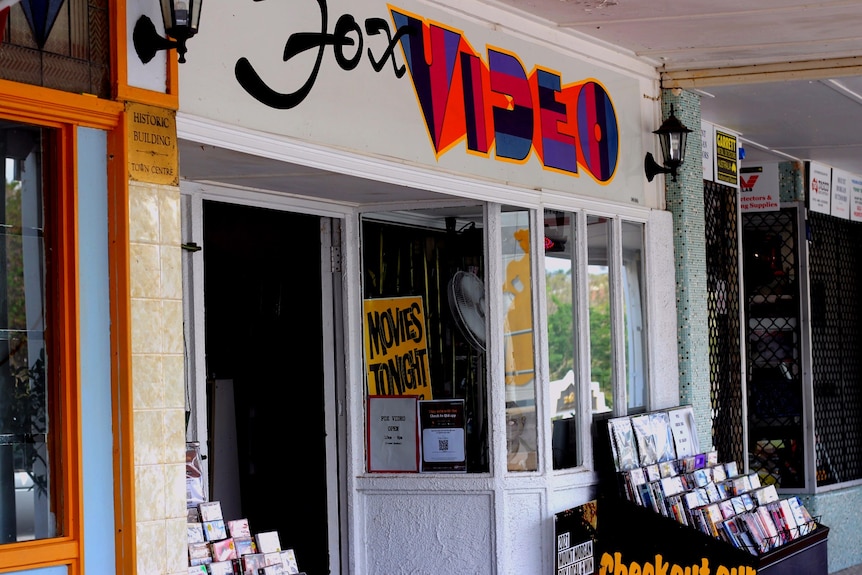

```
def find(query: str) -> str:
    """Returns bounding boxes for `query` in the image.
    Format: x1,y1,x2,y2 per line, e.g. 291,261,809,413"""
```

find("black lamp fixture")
133,0,202,64
644,104,693,182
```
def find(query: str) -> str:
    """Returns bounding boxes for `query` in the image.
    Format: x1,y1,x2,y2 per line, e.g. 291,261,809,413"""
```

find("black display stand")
592,416,829,575
596,497,828,575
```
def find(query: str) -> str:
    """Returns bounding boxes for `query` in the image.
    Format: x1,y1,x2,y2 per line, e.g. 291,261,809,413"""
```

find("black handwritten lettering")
364,17,410,76
365,304,425,360
235,0,412,109
367,348,429,395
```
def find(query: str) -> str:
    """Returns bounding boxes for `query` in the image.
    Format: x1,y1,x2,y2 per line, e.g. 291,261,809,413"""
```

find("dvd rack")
595,408,828,574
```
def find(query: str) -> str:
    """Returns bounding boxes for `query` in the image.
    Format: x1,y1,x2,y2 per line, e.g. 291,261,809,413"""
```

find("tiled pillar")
128,181,189,575
661,89,713,451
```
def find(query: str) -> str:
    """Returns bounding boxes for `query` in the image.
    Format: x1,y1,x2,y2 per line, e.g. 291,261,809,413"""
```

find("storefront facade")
2,1,859,575
175,1,680,573
0,0,186,573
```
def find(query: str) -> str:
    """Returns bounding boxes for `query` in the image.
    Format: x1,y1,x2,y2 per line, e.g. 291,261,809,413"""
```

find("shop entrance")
200,200,341,574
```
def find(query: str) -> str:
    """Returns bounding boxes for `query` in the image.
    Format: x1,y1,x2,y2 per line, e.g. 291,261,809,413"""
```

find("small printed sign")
714,128,739,188
808,162,832,215
419,399,466,472
830,168,851,220
555,501,598,575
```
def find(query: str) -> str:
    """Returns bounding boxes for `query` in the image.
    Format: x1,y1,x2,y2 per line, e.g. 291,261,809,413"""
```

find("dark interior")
203,200,329,574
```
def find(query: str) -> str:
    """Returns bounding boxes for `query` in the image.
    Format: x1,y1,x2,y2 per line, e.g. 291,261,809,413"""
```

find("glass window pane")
622,221,647,411
587,215,612,416
361,207,488,473
1,122,53,543
502,208,537,472
544,209,580,469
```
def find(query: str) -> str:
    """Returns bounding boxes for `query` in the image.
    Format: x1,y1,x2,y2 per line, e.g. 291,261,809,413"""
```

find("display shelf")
597,497,828,575
594,414,828,575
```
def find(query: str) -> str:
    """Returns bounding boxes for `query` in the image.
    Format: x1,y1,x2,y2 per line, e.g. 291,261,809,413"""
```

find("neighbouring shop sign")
808,161,832,215
851,175,862,222
830,168,851,220
126,102,178,185
739,164,780,213
363,295,433,399
714,128,739,188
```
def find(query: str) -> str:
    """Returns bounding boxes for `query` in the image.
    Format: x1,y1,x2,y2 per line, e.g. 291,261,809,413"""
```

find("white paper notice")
368,396,418,472
667,406,699,458
808,162,832,215
831,169,851,220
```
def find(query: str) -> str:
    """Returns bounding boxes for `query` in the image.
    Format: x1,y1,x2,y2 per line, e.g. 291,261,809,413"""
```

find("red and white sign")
739,164,779,212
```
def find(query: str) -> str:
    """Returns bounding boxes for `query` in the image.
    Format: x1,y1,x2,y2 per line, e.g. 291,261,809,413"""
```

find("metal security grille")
741,208,805,488
808,211,862,486
0,0,110,98
704,180,744,466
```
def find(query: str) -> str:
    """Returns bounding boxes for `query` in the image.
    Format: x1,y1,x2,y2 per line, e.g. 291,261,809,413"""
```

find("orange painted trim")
113,0,180,109
61,123,84,563
105,19,138,574
168,45,180,97
0,540,79,573
107,113,138,575
111,0,127,100
119,84,179,111
0,123,83,574
0,80,122,129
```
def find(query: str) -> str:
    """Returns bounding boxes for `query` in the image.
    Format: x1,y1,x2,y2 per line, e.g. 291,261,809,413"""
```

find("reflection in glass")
361,207,488,472
502,209,537,471
544,209,579,469
622,221,647,411
587,216,613,415
0,122,52,543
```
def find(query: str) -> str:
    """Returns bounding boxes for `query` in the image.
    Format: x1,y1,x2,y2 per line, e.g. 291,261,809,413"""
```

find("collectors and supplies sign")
363,295,432,399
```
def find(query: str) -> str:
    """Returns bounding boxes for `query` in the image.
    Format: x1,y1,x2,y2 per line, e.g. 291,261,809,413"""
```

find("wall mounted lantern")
133,0,202,64
644,104,692,182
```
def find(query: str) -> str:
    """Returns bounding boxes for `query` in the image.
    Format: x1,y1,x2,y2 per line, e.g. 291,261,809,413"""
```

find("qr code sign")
438,439,449,451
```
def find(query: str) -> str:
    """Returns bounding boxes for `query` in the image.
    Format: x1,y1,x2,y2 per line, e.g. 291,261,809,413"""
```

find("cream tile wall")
128,181,188,575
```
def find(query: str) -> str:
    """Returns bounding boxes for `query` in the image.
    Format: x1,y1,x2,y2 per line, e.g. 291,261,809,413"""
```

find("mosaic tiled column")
661,89,713,451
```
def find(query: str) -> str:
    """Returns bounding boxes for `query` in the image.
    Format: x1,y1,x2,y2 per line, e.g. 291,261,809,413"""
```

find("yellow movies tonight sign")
363,296,432,399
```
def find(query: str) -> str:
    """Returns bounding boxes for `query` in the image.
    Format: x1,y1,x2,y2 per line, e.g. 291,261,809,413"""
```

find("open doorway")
201,200,334,574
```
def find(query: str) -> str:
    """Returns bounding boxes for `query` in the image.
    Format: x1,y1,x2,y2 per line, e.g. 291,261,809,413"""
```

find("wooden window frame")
0,86,123,575
0,115,79,573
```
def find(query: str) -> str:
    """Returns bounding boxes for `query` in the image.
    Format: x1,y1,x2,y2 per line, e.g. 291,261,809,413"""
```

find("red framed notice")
367,395,420,473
